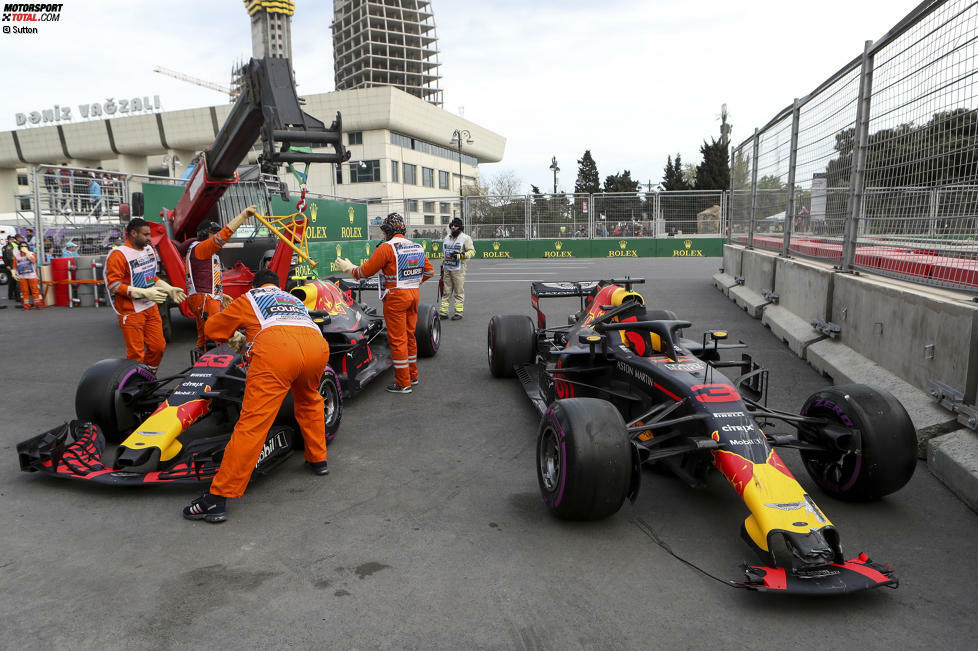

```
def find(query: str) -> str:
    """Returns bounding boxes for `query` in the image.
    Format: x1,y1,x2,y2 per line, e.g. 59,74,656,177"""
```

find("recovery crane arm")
153,57,349,296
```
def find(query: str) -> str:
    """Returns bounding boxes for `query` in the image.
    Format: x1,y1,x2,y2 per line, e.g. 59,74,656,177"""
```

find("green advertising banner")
270,197,367,242
304,240,377,277
657,237,724,258
593,238,657,258
526,239,593,258
141,183,185,223
473,239,528,259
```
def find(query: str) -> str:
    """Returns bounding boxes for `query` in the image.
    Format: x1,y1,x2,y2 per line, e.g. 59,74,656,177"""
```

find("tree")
575,150,601,194
603,170,640,193
487,169,525,197
661,153,691,191
682,163,698,188
695,138,730,190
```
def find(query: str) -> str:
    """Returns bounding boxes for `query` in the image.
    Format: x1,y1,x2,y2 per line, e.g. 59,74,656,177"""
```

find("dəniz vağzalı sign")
15,96,162,127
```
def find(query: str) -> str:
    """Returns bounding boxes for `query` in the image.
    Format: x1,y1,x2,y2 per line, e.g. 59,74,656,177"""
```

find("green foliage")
603,170,640,193
662,153,691,191
575,150,601,194
695,138,730,190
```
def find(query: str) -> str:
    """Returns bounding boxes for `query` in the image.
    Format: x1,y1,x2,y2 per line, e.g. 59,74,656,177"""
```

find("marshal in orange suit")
183,269,331,523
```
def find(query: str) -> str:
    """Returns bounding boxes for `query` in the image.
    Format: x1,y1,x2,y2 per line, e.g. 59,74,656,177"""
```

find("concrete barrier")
829,273,978,399
729,248,775,317
927,429,978,513
712,244,741,297
716,244,976,504
761,256,833,358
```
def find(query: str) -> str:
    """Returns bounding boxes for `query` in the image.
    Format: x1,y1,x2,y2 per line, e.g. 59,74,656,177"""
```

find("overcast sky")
0,0,922,192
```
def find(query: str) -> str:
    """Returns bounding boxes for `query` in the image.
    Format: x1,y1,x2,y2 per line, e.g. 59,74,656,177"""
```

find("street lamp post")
549,156,559,194
450,128,473,219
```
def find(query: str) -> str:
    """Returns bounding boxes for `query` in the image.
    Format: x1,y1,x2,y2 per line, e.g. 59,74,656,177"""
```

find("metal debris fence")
730,0,978,291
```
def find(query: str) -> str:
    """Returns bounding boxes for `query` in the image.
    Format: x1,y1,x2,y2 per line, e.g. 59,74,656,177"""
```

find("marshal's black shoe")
451,314,463,320
183,492,227,523
385,383,412,394
307,460,330,475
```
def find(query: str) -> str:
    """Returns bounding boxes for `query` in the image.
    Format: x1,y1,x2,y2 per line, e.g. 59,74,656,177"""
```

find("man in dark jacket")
2,235,22,306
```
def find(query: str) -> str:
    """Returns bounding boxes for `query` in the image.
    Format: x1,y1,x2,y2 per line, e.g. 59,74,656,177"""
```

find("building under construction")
332,0,443,107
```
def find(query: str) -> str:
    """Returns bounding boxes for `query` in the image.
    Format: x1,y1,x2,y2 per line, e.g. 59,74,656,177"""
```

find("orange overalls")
204,284,331,498
183,226,233,348
104,240,165,372
353,236,434,387
13,250,42,309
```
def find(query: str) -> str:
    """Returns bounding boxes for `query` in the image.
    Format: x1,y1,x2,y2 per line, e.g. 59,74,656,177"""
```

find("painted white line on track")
466,272,562,275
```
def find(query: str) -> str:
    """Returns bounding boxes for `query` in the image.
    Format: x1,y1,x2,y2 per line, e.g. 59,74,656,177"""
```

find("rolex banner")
474,240,528,259
657,238,723,257
270,197,368,242
526,239,591,258
302,240,372,278
598,239,657,258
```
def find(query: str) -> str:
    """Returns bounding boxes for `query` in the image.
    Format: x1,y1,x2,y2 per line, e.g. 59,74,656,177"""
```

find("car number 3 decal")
196,354,235,368
691,384,740,403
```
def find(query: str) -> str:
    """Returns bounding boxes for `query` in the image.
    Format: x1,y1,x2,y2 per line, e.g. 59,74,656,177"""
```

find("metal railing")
730,0,978,291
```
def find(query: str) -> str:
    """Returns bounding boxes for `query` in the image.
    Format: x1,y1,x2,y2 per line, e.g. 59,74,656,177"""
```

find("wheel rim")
431,311,441,349
538,426,561,492
319,374,338,427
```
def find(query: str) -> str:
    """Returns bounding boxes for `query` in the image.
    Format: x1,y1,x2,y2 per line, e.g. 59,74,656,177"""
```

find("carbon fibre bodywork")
494,278,905,595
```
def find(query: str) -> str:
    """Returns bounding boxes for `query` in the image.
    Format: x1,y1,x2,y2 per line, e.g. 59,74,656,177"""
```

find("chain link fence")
731,0,978,290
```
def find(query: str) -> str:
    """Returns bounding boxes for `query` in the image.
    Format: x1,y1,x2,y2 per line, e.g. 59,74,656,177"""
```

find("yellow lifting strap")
252,206,318,268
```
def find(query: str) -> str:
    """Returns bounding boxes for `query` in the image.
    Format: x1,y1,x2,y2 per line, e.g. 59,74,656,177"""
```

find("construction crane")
153,65,237,99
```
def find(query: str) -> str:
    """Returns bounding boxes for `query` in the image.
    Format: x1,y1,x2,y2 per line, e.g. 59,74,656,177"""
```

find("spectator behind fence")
89,174,102,219
43,168,58,211
62,240,79,258
3,235,22,306
58,163,71,212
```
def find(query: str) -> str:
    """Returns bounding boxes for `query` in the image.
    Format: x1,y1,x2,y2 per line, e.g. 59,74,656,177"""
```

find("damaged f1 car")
17,277,440,486
487,277,917,595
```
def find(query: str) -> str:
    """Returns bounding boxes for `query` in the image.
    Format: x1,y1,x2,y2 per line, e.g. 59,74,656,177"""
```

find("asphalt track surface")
1,257,976,650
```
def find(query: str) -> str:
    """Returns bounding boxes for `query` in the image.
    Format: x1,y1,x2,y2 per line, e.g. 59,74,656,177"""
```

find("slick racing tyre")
278,367,344,449
75,359,157,444
488,314,535,378
416,303,441,358
799,384,917,501
537,398,632,520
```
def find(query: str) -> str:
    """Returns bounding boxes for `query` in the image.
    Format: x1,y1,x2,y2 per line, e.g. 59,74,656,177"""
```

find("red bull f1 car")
487,277,917,595
17,278,440,486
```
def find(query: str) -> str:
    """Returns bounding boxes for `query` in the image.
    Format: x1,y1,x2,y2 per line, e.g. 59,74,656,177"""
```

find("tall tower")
332,0,444,107
243,0,295,60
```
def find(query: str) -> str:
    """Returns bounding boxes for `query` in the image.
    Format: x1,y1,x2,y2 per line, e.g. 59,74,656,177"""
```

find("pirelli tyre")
799,384,917,501
277,367,344,449
75,359,156,444
537,398,632,520
488,314,536,378
415,303,441,358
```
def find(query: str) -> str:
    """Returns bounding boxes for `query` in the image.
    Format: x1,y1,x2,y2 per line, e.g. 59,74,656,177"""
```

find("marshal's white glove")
221,293,233,309
154,279,187,304
227,331,248,354
335,257,356,273
130,286,167,304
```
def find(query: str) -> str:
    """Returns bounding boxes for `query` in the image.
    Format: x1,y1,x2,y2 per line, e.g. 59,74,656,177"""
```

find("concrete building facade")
332,0,443,107
0,85,504,226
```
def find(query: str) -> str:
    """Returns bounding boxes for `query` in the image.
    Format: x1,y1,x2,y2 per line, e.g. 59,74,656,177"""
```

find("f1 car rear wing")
530,277,645,299
531,278,646,329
